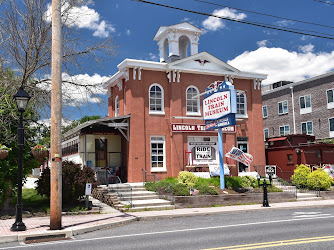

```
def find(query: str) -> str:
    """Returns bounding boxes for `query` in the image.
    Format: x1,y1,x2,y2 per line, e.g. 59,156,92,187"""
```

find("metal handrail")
152,181,174,205
108,183,133,208
142,169,160,183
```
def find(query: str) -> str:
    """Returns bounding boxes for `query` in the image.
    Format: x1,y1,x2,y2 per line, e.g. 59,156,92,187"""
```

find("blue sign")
205,113,236,130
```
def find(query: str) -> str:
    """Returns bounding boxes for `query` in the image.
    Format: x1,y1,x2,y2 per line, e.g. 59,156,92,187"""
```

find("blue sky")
57,0,334,119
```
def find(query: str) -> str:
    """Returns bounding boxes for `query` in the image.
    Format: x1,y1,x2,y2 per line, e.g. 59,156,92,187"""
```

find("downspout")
290,86,296,134
84,134,87,167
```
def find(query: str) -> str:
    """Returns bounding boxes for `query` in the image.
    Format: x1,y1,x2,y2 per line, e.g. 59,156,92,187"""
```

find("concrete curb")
0,216,138,244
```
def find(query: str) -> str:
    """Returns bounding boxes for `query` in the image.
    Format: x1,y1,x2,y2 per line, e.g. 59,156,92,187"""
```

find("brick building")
262,71,334,140
100,23,267,182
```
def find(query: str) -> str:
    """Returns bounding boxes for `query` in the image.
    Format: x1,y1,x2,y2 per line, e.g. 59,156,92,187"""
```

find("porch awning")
268,137,287,142
63,115,131,141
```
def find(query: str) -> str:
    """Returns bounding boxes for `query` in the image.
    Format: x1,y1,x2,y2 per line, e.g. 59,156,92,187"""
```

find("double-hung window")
301,121,313,135
150,136,166,172
186,86,200,115
264,128,269,140
237,91,247,118
279,125,290,136
278,101,288,115
330,118,334,138
300,94,312,114
115,96,119,117
149,84,164,114
327,89,334,109
262,106,268,118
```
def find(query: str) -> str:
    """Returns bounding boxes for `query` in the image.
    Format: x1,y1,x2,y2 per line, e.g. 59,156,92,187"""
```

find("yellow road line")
203,235,334,250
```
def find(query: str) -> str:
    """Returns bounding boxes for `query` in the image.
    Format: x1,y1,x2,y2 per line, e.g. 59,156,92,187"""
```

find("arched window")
186,86,200,115
149,84,164,114
115,96,119,117
237,91,247,117
179,35,191,59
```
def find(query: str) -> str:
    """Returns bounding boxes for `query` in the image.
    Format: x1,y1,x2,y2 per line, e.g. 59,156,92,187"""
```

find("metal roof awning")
63,115,131,141
268,137,287,142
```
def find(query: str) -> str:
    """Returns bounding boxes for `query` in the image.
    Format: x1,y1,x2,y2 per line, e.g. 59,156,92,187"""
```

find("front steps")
93,183,175,212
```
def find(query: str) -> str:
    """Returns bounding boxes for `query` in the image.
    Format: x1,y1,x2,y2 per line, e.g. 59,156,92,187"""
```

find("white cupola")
153,22,203,63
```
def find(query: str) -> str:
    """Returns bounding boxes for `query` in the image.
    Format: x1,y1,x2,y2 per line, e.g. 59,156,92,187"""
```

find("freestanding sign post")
203,81,237,189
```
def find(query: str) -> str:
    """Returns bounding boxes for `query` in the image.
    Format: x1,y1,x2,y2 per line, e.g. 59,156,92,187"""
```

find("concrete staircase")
272,179,322,201
109,183,175,212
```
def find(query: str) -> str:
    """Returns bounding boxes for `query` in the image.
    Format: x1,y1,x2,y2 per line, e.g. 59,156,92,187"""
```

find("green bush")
241,176,258,188
163,177,179,185
35,160,96,204
193,183,218,195
173,183,190,196
307,169,333,190
225,176,244,190
178,171,198,187
144,182,155,192
196,177,220,188
291,164,311,186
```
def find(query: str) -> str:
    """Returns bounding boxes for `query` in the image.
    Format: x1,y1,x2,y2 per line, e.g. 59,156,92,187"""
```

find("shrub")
307,169,333,190
144,182,155,191
178,171,198,187
193,183,218,195
163,177,179,185
291,164,311,186
35,160,96,204
225,176,244,190
241,176,258,188
173,183,190,196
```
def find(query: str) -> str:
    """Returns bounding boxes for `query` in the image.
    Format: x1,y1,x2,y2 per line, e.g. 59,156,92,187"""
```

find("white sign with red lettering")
203,90,231,120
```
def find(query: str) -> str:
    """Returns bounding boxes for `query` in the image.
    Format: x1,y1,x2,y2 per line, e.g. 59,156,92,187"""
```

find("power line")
314,0,334,6
195,0,334,30
132,0,334,40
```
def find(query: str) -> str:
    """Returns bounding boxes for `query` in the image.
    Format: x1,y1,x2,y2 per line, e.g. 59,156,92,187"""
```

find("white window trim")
279,125,290,136
301,121,313,135
327,89,334,109
236,91,248,119
278,100,288,115
149,83,165,115
262,105,268,118
329,117,334,138
186,86,201,116
150,136,167,172
115,95,119,117
299,94,312,114
264,128,269,141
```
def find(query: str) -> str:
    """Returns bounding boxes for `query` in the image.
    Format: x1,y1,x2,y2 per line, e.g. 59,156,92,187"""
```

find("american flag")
225,147,253,166
190,187,199,196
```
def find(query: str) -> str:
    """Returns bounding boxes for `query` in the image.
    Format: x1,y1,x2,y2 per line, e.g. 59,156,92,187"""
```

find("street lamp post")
11,86,30,232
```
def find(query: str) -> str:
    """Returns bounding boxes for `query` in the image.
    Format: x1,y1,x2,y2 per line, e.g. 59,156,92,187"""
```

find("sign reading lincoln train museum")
171,123,236,133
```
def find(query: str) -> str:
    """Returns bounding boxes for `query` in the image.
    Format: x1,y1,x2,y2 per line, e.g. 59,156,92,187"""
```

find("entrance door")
95,139,107,168
237,141,248,173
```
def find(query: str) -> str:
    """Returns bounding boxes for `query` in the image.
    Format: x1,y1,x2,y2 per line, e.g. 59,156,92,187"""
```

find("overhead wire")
195,0,334,30
314,0,334,6
132,0,334,40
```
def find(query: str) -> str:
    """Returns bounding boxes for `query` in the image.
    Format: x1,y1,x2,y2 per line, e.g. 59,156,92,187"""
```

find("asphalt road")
2,206,334,249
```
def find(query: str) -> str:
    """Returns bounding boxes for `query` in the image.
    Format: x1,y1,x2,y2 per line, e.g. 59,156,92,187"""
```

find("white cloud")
257,40,268,47
275,20,294,27
228,47,334,85
45,1,115,37
37,73,109,106
149,53,158,61
299,44,314,53
126,29,131,36
202,8,247,31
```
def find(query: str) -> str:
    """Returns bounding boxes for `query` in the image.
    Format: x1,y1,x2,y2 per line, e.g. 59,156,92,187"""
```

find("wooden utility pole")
50,0,62,230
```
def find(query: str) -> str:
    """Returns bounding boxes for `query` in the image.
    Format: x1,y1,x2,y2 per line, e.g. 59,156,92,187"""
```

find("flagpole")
218,127,225,189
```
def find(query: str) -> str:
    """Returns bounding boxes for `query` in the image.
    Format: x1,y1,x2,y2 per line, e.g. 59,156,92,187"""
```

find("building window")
115,96,119,117
301,121,313,135
186,86,200,115
327,89,334,109
150,136,166,172
287,154,293,163
262,106,268,118
278,100,288,115
264,128,269,140
330,118,334,138
149,84,164,114
279,125,290,136
237,91,247,117
300,94,312,114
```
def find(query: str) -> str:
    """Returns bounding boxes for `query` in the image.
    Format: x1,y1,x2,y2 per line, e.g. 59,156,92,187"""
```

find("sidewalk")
1,199,334,244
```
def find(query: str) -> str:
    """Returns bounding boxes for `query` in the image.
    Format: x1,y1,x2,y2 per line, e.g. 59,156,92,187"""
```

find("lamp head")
13,87,30,112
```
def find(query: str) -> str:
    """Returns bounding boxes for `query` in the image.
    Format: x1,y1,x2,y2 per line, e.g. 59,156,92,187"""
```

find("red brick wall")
110,69,266,182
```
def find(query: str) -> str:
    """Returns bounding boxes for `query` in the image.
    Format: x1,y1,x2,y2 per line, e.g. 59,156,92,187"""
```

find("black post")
11,111,26,231
262,180,270,207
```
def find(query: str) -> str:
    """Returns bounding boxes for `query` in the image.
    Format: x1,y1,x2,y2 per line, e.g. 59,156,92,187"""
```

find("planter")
32,150,49,163
0,149,9,160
